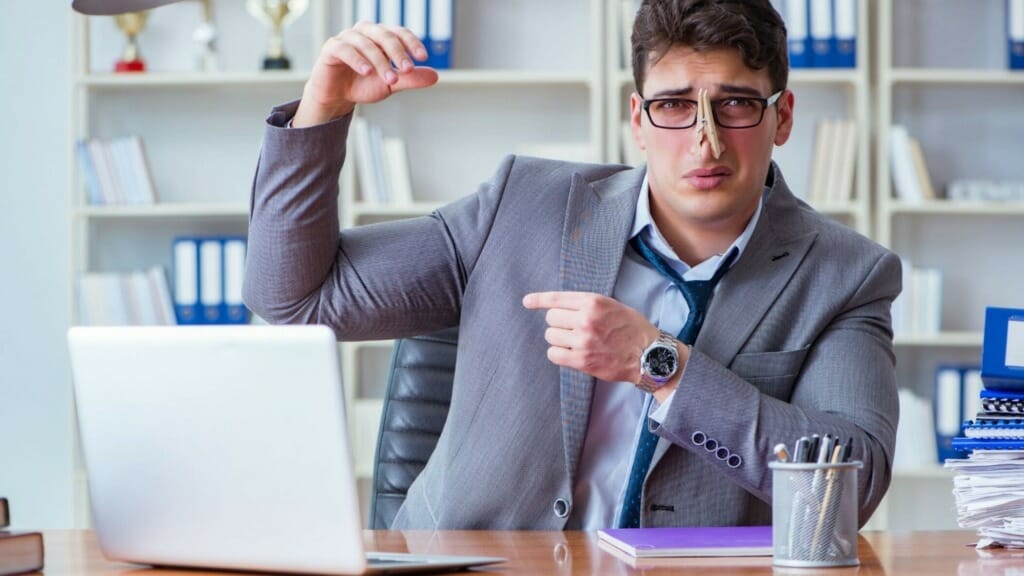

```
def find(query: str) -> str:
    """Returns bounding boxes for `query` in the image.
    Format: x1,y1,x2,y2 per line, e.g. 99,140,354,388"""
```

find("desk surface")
41,529,1022,575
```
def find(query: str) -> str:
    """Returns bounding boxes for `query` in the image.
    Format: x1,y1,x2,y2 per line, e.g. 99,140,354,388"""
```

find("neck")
650,201,756,266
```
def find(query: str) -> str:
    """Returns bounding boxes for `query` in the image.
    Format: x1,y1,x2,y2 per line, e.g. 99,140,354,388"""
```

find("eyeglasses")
641,90,783,130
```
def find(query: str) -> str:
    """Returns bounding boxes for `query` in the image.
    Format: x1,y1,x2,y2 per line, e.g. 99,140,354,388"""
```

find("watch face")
644,345,678,378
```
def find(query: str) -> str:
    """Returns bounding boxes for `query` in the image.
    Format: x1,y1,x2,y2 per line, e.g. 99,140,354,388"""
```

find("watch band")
637,331,681,393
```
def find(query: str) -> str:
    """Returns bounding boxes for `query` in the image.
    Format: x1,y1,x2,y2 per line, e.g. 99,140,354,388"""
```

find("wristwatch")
638,331,680,393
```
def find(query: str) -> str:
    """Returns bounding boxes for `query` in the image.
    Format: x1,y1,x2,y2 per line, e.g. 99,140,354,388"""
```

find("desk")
40,529,1024,575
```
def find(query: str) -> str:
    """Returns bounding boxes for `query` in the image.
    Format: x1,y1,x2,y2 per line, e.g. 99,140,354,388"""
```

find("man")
244,0,899,530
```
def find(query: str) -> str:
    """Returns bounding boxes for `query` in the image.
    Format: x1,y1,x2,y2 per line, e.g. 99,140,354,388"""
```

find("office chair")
369,327,458,529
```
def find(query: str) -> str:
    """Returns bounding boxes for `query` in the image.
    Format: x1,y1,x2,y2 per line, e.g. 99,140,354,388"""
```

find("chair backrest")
369,327,459,529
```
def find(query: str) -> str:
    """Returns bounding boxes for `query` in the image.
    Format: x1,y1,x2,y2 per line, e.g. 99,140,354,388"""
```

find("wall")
0,4,75,528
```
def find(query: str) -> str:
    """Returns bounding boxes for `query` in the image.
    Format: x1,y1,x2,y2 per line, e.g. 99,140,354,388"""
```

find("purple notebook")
598,526,773,558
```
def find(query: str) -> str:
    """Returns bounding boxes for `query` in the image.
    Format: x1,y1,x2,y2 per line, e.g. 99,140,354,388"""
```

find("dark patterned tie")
616,234,736,529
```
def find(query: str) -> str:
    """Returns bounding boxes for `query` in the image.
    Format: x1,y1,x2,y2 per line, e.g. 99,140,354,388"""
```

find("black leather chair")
369,327,458,529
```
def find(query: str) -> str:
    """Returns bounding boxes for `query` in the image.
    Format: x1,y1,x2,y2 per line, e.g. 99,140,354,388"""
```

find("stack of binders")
946,307,1024,547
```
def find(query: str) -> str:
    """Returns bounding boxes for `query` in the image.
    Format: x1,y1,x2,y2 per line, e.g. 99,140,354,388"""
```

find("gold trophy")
246,0,308,70
113,11,150,72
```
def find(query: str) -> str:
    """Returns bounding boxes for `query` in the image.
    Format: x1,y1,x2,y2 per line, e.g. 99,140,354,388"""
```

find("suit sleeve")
243,101,514,340
651,250,901,527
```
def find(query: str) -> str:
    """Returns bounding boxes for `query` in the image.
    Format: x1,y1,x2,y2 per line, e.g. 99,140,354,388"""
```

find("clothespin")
693,88,724,159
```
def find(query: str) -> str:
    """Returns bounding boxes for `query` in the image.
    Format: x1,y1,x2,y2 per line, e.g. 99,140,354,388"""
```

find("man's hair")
631,0,789,96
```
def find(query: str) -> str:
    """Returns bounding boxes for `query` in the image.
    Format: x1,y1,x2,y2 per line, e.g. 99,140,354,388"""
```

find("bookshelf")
68,0,329,526
336,0,606,491
604,0,872,236
873,0,1024,531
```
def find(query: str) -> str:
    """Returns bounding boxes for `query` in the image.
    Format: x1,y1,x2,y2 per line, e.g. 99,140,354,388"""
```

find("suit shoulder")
503,155,633,192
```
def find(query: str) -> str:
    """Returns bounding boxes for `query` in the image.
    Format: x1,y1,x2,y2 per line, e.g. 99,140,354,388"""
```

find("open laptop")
67,325,504,575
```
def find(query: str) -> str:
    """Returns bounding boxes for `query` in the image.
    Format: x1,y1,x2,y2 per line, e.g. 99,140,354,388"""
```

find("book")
597,525,772,558
597,539,771,569
0,531,44,576
0,498,7,528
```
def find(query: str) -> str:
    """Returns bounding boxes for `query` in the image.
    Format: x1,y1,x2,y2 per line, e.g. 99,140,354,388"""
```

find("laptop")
67,325,504,575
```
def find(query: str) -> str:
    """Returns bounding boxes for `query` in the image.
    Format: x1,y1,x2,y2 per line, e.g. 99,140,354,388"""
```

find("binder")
199,238,224,324
354,0,375,23
427,0,453,69
981,388,1024,414
833,0,857,68
222,238,249,324
76,139,104,205
173,238,200,325
785,0,811,68
378,0,401,27
935,365,964,463
982,307,1024,391
404,0,428,48
964,420,1024,439
809,0,835,67
1010,0,1024,69
952,437,1024,452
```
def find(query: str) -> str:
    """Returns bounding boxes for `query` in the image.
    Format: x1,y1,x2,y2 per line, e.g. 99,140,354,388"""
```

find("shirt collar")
630,172,765,279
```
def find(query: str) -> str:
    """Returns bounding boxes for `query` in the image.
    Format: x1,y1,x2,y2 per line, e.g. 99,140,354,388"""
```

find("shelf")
76,71,311,89
887,200,1024,216
889,68,1024,86
75,203,250,218
350,202,445,218
436,70,592,87
809,202,859,217
892,465,953,480
614,68,862,88
894,332,983,348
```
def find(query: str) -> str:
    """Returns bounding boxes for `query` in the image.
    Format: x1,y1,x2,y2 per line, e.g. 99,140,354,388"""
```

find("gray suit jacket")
245,102,900,530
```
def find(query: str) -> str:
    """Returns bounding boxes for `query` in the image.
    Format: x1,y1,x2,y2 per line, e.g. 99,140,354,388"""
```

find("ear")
629,92,646,151
773,90,795,146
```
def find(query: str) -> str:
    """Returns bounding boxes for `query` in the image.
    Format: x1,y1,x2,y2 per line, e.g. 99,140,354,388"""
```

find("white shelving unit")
333,0,606,513
604,0,871,235
872,0,1024,532
68,0,328,527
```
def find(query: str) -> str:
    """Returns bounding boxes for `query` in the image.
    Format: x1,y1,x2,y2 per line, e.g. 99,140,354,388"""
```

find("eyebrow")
647,84,765,99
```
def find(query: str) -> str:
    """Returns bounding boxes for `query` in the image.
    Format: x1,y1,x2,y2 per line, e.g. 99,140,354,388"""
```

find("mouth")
683,167,732,190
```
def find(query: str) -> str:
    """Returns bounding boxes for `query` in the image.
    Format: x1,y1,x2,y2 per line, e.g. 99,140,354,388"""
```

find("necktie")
616,234,737,529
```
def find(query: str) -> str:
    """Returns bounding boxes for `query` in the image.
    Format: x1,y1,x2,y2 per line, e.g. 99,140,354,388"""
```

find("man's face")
630,45,794,234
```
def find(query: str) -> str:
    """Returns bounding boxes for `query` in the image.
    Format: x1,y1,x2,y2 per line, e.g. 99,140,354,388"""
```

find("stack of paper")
947,451,1024,547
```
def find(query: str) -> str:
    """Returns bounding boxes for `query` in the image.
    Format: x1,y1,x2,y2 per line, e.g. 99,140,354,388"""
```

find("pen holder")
769,460,862,568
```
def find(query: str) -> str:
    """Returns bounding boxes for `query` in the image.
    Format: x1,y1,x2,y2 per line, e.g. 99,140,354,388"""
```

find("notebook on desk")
67,325,504,575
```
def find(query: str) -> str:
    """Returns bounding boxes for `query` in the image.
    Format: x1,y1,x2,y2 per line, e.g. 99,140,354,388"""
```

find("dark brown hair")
631,0,789,96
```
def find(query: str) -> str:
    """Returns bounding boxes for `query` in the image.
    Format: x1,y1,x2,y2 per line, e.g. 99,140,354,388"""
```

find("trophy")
113,11,150,72
246,0,308,70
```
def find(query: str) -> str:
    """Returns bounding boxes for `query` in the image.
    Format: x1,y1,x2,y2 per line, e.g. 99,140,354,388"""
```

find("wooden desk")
40,529,1023,575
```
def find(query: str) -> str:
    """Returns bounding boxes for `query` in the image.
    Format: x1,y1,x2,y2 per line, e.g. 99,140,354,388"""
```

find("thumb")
390,67,440,94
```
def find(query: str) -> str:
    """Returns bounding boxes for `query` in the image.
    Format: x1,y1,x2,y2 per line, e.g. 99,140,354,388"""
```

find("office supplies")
597,526,772,558
982,307,1024,390
426,0,453,69
67,325,505,575
981,388,1024,414
794,436,811,463
784,0,811,68
770,460,861,567
0,531,44,576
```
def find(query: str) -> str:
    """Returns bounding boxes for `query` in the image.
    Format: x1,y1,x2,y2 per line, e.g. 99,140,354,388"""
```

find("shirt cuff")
649,389,676,424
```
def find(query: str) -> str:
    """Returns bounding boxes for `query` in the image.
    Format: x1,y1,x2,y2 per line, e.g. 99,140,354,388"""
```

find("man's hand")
523,291,661,385
293,22,440,128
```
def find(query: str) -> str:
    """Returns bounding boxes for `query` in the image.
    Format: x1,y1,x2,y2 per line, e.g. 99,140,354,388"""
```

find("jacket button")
703,438,719,451
691,431,707,446
553,498,571,518
715,446,730,460
727,454,743,468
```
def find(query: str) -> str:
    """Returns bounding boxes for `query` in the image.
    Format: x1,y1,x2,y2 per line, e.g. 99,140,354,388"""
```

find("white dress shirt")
568,174,764,529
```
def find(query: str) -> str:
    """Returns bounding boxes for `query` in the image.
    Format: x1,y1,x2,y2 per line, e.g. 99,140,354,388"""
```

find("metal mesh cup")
769,461,862,568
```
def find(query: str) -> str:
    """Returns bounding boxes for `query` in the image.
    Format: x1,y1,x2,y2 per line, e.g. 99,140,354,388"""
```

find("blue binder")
172,237,200,325
426,0,453,69
784,0,811,68
1009,0,1024,69
935,365,965,463
809,0,835,67
173,235,251,325
981,307,1024,391
833,0,857,68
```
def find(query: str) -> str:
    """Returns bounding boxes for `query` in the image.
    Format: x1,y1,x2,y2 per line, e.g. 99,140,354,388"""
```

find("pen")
773,442,790,462
810,440,848,558
842,437,854,463
794,437,810,463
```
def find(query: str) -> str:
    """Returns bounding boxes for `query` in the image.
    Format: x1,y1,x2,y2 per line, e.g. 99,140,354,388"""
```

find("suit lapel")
558,167,643,487
696,169,818,365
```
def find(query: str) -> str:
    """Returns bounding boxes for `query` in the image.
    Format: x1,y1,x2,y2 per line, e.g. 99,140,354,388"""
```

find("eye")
719,97,758,110
652,99,694,112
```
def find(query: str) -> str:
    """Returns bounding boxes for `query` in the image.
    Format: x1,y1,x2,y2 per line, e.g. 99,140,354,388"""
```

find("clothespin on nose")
693,88,724,159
